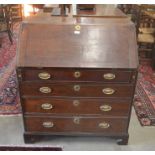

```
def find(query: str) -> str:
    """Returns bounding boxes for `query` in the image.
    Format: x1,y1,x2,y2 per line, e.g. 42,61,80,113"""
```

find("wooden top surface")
17,15,138,69
73,4,126,18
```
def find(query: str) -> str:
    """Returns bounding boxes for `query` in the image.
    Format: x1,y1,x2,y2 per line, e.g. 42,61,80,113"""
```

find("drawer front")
22,98,131,116
24,116,128,134
18,68,134,83
20,83,134,98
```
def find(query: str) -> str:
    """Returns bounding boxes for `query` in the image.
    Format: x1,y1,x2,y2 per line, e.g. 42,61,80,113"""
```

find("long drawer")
17,68,135,83
24,116,128,134
22,98,131,116
20,82,134,98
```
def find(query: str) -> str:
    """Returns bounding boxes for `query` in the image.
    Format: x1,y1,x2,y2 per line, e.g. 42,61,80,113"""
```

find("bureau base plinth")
116,135,129,145
23,132,129,145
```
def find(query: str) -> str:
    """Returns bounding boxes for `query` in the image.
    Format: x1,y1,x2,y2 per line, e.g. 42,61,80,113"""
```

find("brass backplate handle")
39,87,52,93
42,121,54,128
38,72,51,80
41,103,53,110
100,105,112,112
103,73,115,80
99,122,110,129
102,88,115,95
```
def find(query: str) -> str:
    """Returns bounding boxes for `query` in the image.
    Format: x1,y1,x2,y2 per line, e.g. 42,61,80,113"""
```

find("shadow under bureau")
16,16,138,145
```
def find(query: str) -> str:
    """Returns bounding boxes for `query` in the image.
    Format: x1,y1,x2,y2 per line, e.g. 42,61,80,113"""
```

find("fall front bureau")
16,16,138,145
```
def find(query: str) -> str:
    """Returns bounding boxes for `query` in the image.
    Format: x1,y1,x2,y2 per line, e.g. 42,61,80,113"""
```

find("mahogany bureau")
16,16,138,145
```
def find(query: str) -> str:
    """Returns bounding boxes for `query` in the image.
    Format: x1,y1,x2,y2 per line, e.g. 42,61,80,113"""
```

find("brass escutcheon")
100,105,112,112
73,100,80,106
39,87,52,94
98,122,110,129
103,73,116,80
41,103,53,110
102,88,115,95
42,121,54,128
73,117,80,124
73,85,80,92
38,72,51,80
74,71,81,78
75,25,81,31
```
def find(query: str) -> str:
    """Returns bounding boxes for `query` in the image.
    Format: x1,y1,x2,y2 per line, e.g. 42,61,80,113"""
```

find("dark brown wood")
20,82,134,98
23,132,129,145
24,133,42,144
17,18,138,69
116,134,129,145
24,116,128,133
19,68,135,83
16,10,138,145
22,98,131,116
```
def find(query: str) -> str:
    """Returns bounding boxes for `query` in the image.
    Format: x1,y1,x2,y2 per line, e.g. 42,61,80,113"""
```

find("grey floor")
0,108,155,151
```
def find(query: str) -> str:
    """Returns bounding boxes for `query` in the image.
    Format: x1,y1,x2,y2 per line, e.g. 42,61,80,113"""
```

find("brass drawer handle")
42,121,54,128
73,85,80,92
99,122,110,129
73,117,80,124
38,72,51,80
39,87,52,94
74,71,81,78
102,88,115,95
100,105,112,112
41,103,53,110
103,73,115,80
73,100,80,106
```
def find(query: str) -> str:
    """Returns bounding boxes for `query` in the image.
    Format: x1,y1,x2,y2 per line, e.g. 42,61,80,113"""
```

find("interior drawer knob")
41,103,53,110
38,72,51,80
74,71,81,78
42,122,54,128
100,105,112,112
103,73,115,80
99,122,110,129
73,100,80,106
102,88,115,95
39,87,52,93
73,85,80,92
